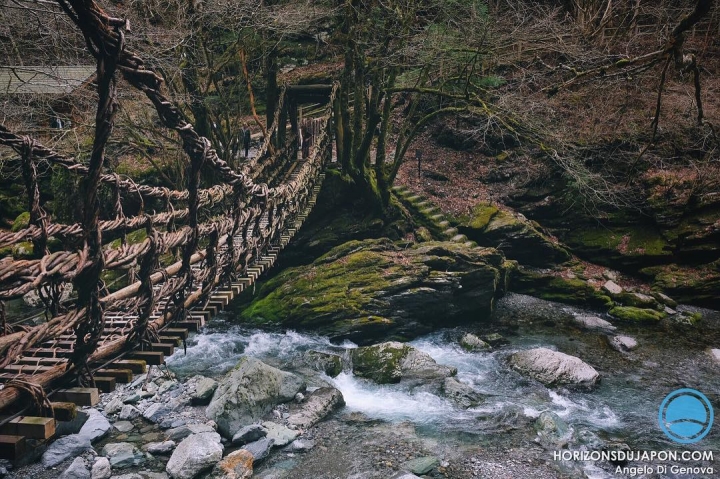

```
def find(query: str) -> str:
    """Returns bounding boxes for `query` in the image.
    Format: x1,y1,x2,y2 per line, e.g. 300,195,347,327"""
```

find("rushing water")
165,293,720,476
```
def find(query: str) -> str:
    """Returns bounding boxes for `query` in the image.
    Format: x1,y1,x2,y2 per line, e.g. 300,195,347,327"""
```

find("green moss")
11,241,33,259
609,306,667,322
108,229,148,249
351,342,409,384
565,225,670,257
11,212,30,232
467,203,499,230
512,269,613,309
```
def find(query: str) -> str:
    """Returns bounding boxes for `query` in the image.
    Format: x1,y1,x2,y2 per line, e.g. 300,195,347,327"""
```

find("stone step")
443,227,459,237
451,234,468,243
463,241,478,248
438,220,450,228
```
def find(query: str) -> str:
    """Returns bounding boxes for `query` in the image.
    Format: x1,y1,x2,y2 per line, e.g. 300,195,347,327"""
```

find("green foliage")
609,306,667,322
49,166,79,223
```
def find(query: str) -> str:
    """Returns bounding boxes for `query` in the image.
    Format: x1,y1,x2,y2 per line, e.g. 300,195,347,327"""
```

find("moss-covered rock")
619,292,661,310
511,267,613,309
303,351,344,378
238,239,508,343
609,306,667,322
11,212,30,232
563,224,672,271
350,341,457,384
11,241,33,259
643,261,720,309
458,203,570,268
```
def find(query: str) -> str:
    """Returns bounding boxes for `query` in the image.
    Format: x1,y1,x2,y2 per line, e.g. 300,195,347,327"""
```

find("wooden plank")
0,435,25,460
174,320,200,332
106,359,147,374
53,387,99,407
130,351,165,365
15,357,67,366
149,343,175,356
50,402,77,422
2,364,55,375
11,416,55,440
96,368,133,383
159,336,182,346
162,328,189,340
93,376,116,393
25,348,74,358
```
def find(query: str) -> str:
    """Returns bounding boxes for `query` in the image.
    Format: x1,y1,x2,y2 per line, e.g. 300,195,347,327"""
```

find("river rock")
401,456,439,475
102,442,144,468
459,333,490,351
110,474,143,479
608,335,638,352
42,434,92,467
441,377,482,408
572,315,616,333
191,377,218,406
286,439,315,452
119,405,141,421
211,449,253,479
241,438,275,463
303,350,344,377
81,408,112,442
351,342,456,384
143,403,170,423
238,239,509,344
390,473,422,479
710,348,720,364
602,280,623,296
60,457,90,479
143,441,176,455
206,357,306,437
114,421,134,433
652,291,677,308
166,432,223,479
231,424,268,445
104,397,124,415
621,292,658,309
166,423,216,442
261,422,298,447
509,348,599,388
287,387,345,428
534,411,571,448
91,456,111,479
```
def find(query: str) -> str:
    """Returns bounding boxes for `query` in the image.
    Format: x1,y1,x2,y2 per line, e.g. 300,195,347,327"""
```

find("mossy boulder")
643,261,720,309
563,224,672,271
11,212,30,232
303,350,344,378
609,306,667,322
511,268,613,309
350,341,456,384
458,203,570,268
459,333,491,351
239,239,509,343
619,292,661,310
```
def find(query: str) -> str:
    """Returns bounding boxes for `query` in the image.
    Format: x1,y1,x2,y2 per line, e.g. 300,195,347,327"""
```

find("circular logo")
658,388,714,444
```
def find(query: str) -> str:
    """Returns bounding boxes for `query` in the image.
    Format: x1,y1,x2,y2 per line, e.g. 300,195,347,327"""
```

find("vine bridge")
0,0,338,458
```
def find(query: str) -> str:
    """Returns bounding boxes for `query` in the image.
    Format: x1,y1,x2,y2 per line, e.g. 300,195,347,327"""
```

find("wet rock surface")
509,347,600,388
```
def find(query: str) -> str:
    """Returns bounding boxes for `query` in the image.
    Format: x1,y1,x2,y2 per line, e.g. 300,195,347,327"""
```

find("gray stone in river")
509,347,599,388
59,457,90,479
165,432,223,479
401,456,439,475
113,421,134,433
143,440,176,455
534,411,571,448
232,424,268,445
261,421,298,447
143,403,170,423
441,377,483,408
242,438,275,463
572,315,616,333
206,357,305,438
103,397,123,415
389,473,422,479
710,348,720,364
286,387,345,428
118,405,141,421
460,333,491,351
285,439,315,452
303,350,344,377
80,408,112,442
42,434,92,468
608,335,638,352
101,442,145,468
191,377,218,406
90,456,111,479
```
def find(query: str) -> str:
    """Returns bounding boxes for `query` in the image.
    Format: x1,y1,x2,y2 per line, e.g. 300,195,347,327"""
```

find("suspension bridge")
0,0,338,460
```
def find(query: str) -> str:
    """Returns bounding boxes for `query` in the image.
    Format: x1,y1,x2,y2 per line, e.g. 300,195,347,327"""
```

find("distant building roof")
0,66,95,95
